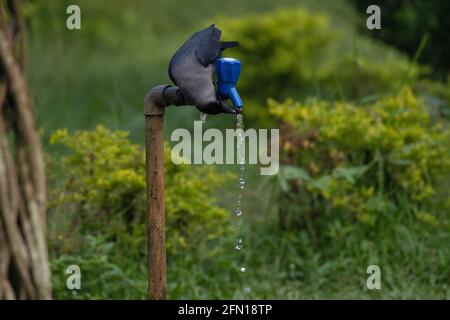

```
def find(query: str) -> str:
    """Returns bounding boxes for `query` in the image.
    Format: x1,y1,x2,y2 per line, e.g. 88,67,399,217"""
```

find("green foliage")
270,88,450,228
49,126,145,215
33,1,450,299
415,78,450,121
352,0,450,79
218,9,335,99
265,89,450,299
30,0,324,139
218,8,422,127
50,235,146,299
47,126,231,298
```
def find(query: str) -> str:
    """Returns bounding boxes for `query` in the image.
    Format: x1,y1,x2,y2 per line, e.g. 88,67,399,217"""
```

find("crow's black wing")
194,24,222,67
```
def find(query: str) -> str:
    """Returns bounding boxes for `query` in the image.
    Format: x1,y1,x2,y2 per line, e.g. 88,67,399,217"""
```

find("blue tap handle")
216,58,243,109
229,87,243,108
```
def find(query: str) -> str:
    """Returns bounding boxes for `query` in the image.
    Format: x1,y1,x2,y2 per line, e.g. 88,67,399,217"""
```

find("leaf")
280,165,312,181
332,165,370,183
309,175,332,190
387,157,413,166
277,165,312,192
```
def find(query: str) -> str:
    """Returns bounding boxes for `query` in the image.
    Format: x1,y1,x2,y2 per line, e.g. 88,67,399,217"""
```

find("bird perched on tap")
168,24,243,114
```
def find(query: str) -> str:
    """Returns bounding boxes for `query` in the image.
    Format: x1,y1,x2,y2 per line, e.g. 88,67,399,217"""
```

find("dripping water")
234,113,251,297
200,112,207,125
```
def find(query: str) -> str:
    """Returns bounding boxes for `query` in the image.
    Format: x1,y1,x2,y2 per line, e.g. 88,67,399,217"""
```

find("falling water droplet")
237,114,243,127
239,178,245,190
235,209,242,216
240,267,246,272
244,288,251,294
200,112,207,125
234,238,244,251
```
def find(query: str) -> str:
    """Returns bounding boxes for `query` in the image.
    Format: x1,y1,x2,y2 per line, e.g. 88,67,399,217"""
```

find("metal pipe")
144,85,184,300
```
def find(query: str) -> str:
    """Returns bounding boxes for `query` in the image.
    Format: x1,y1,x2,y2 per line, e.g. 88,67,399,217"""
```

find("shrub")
269,88,450,229
217,8,423,127
415,78,450,122
50,234,147,299
47,125,232,298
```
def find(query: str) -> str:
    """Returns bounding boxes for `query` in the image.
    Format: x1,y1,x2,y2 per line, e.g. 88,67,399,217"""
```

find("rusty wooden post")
144,85,184,300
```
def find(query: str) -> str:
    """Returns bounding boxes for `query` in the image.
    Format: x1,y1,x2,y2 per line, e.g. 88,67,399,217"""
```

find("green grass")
51,215,450,299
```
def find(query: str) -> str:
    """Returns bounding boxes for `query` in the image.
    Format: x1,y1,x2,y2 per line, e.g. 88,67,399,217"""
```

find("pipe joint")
144,85,185,116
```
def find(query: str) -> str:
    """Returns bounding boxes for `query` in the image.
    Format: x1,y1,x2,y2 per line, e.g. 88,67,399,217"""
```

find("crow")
168,24,240,114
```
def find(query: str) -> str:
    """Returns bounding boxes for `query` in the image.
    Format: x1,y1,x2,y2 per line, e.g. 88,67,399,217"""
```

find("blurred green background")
28,0,450,299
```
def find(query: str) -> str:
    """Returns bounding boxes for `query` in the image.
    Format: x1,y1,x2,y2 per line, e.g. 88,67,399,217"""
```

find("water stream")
235,113,251,297
201,111,250,297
